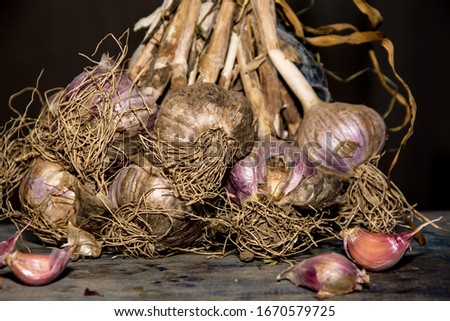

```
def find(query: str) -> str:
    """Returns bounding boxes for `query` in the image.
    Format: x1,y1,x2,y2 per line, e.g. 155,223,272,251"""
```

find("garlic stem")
268,49,320,112
141,0,192,98
170,0,201,91
237,18,272,138
198,0,235,84
219,31,240,89
251,0,320,111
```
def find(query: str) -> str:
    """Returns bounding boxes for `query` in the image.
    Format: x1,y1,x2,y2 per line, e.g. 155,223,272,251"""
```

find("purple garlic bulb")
296,102,386,177
225,140,342,209
66,54,159,140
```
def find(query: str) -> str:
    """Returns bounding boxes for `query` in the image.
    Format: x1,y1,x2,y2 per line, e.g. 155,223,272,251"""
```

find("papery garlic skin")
66,54,158,139
67,222,103,260
19,159,78,225
6,247,73,286
297,102,386,177
108,163,188,212
225,140,342,209
277,253,369,299
0,223,30,267
154,82,254,161
108,160,203,250
342,218,442,272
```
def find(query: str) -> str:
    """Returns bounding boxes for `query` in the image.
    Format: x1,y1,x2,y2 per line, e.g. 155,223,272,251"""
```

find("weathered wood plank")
0,211,448,300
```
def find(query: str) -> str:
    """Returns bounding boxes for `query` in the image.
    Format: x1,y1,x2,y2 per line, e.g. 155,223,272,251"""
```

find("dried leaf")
243,53,267,73
379,38,417,178
306,31,386,47
303,23,359,36
353,0,383,29
275,0,304,38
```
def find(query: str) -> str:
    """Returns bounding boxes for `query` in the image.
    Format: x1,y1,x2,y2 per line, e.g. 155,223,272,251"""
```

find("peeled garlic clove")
277,253,369,299
343,217,442,271
6,246,73,286
0,222,30,267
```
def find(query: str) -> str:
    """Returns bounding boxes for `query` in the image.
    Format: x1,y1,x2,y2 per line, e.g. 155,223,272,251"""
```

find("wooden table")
0,211,448,301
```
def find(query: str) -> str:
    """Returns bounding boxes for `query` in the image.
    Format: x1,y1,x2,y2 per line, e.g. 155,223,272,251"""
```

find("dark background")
1,0,449,211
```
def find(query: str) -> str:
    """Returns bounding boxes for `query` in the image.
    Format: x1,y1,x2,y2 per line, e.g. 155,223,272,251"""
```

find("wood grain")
0,211,448,301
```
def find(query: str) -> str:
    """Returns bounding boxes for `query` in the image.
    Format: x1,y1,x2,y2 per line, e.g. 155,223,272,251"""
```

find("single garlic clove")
343,217,442,271
6,246,73,286
277,253,369,299
0,222,30,267
343,227,407,271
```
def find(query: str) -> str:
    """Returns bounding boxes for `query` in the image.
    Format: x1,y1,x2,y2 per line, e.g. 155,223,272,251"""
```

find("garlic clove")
277,253,369,299
0,222,30,267
67,222,103,260
6,246,73,286
343,217,442,271
343,227,406,271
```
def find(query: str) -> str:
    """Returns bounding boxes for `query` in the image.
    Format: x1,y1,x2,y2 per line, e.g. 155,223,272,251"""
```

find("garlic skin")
343,227,407,271
67,222,103,260
343,218,442,271
108,163,188,212
66,54,158,140
6,247,73,286
108,160,203,250
277,253,369,299
297,102,386,177
225,140,342,209
0,223,30,267
19,159,78,225
63,54,159,173
154,82,254,161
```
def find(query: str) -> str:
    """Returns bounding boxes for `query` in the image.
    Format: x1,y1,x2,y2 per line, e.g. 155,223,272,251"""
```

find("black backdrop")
1,0,449,210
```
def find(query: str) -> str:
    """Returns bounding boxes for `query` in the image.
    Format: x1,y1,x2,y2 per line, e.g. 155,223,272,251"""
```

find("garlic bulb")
143,82,255,202
225,140,342,209
343,217,442,271
277,252,370,299
19,158,106,257
296,102,386,177
154,82,254,162
249,1,386,177
108,159,203,250
267,48,386,177
66,54,158,140
109,162,187,212
19,158,78,225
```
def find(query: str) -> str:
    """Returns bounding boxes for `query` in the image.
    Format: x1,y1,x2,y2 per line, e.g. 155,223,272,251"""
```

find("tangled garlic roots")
141,128,237,204
99,203,205,258
336,160,414,233
216,198,337,259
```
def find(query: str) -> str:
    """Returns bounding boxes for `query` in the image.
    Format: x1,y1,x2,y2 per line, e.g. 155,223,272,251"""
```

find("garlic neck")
268,49,320,113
